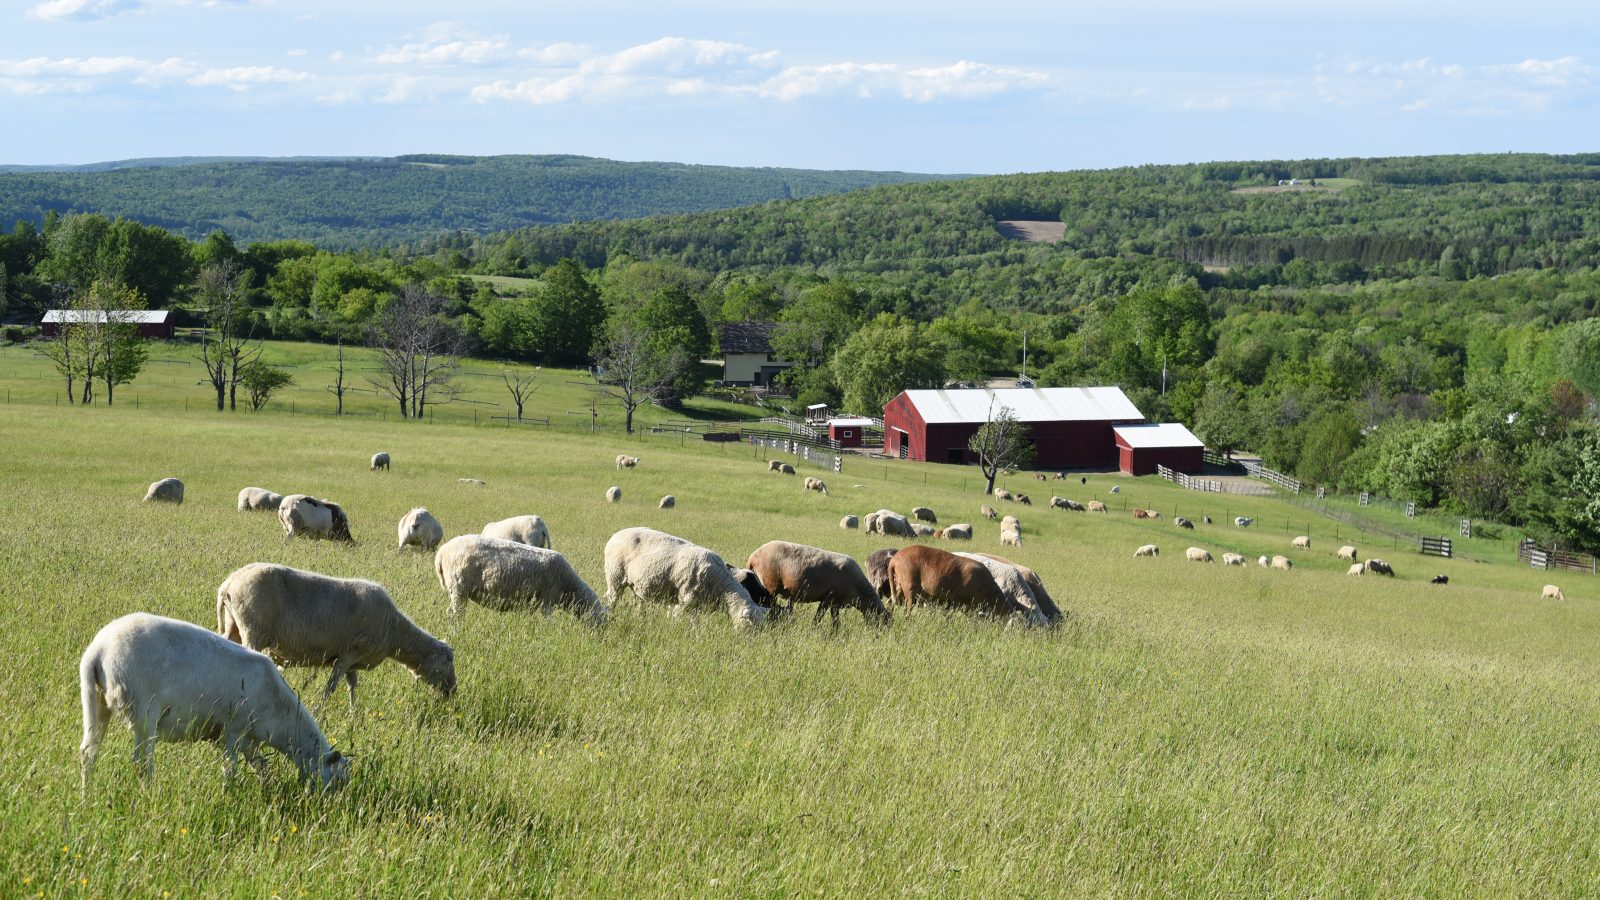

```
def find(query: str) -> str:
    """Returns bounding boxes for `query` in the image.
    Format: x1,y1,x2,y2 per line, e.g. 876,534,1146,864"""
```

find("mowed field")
3,403,1600,895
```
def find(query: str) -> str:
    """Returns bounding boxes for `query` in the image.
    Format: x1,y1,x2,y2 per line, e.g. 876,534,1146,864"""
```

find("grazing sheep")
434,535,607,625
940,524,973,540
804,477,829,495
278,495,353,542
1271,555,1293,571
481,515,551,549
969,553,1063,624
746,541,890,625
79,613,349,790
606,486,622,503
1051,497,1085,511
867,509,914,537
779,463,796,475
768,460,783,472
143,478,184,504
459,478,487,487
911,523,937,538
1222,552,1246,566
397,508,444,552
887,545,1035,625
1347,563,1366,576
1087,500,1108,513
728,568,776,608
1186,547,1214,563
1000,515,1021,534
1133,544,1159,558
1292,536,1311,549
1364,559,1395,577
1110,485,1121,494
1337,545,1358,561
865,548,899,598
1258,555,1269,568
912,506,937,524
616,454,640,469
371,452,390,471
840,515,859,530
217,563,455,707
659,495,676,509
1543,584,1565,600
1056,472,1069,480
862,512,881,534
603,527,767,629
981,504,998,520
1174,517,1194,529
1000,528,1022,548
1431,575,1449,585
1016,494,1033,506
1034,473,1048,481
1234,516,1253,527
236,487,284,512
1133,508,1153,519
952,553,1050,627
1203,516,1213,525
995,489,1014,502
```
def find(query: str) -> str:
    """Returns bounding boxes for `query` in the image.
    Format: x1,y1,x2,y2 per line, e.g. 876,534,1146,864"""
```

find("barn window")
841,429,853,438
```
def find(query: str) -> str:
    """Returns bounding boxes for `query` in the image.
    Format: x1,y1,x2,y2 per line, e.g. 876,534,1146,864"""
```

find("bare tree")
501,370,539,421
195,261,262,411
591,320,686,434
367,284,470,419
968,400,1034,495
326,338,348,415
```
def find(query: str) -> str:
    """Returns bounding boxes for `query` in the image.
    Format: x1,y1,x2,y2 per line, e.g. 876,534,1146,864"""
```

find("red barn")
827,417,873,448
1113,423,1205,475
881,387,1145,467
42,309,173,339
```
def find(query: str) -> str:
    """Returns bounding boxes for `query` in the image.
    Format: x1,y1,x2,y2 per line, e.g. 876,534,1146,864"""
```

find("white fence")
1157,464,1223,492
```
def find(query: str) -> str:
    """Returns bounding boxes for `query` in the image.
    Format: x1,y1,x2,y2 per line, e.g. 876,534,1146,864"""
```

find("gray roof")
718,322,778,355
900,386,1144,424
1113,423,1205,449
43,309,170,325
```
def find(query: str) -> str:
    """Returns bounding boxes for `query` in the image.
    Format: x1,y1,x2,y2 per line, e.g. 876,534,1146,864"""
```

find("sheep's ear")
325,749,345,764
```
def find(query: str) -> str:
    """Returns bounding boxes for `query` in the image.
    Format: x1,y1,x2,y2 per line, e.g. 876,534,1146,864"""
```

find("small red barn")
1113,423,1205,476
42,309,174,339
827,417,874,448
882,387,1145,467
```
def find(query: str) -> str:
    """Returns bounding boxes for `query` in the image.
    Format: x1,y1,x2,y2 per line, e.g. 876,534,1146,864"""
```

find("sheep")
1271,555,1293,571
1087,500,1107,513
1203,516,1213,525
616,454,640,470
1234,516,1253,527
371,452,390,471
887,546,1035,625
1431,575,1449,585
603,527,767,629
728,568,776,608
459,478,487,487
1133,544,1159,558
952,552,1050,628
1222,552,1246,566
1292,536,1311,549
1132,508,1151,519
940,524,973,540
994,489,1014,502
1336,545,1358,561
1543,584,1565,600
912,506,937,524
862,511,881,533
1016,494,1033,506
1000,528,1022,548
865,548,899,598
278,495,353,542
804,477,829,495
746,540,890,625
1110,485,1121,494
1347,563,1366,576
911,523,937,538
1050,497,1085,512
606,486,622,503
980,504,998,520
217,563,456,709
1000,515,1021,534
143,477,183,504
434,535,608,626
397,508,444,552
236,487,283,512
79,613,350,790
1186,547,1214,563
867,509,914,537
1258,555,1270,568
779,463,796,475
1034,473,1048,481
482,515,552,549
840,515,859,530
768,460,783,472
659,495,676,509
1364,559,1395,577
969,553,1064,624
1174,516,1194,529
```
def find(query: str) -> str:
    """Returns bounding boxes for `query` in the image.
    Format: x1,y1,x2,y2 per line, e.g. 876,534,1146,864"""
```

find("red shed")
42,309,173,339
827,417,873,448
1113,423,1205,476
882,387,1145,467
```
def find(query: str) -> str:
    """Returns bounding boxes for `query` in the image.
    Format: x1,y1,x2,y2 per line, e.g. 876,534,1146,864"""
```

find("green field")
2,389,1596,895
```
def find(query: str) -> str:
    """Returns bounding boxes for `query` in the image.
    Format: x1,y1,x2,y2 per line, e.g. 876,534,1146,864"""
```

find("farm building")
41,309,174,339
882,386,1145,467
1113,423,1205,475
827,417,875,448
715,322,796,388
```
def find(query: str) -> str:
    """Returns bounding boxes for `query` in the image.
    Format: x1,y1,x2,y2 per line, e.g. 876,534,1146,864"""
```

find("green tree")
771,281,862,369
1296,408,1362,486
1193,379,1252,458
529,259,605,366
828,314,948,414
968,402,1035,495
242,362,294,412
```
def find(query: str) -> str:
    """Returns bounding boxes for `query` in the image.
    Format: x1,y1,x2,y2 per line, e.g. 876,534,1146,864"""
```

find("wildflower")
60,846,69,854
80,877,88,886
289,825,299,835
180,828,188,837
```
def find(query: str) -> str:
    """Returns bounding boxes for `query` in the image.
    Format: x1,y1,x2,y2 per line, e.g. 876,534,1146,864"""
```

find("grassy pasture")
2,403,1598,895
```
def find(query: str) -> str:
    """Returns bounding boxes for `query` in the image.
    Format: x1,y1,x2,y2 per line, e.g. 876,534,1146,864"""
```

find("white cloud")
286,48,308,58
1316,54,1596,115
187,65,311,90
26,0,144,21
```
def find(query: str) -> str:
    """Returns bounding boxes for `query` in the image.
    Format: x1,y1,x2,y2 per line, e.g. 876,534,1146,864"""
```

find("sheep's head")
328,503,353,542
318,749,351,791
416,643,457,698
728,567,775,607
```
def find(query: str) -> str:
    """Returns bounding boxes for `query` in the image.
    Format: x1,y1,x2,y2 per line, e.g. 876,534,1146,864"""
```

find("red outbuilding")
41,309,174,339
881,387,1145,467
827,417,874,448
1113,423,1206,475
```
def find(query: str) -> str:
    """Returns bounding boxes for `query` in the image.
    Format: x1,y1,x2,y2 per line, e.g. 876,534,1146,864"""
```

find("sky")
2,0,1596,173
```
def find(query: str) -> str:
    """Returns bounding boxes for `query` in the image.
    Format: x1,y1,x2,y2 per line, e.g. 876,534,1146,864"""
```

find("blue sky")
3,0,1596,172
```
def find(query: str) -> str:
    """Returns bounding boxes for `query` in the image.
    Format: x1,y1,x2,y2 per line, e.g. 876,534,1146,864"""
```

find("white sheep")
1051,497,1085,512
1173,516,1194,529
867,509,914,537
1347,563,1366,576
1234,516,1253,527
1087,500,1108,513
994,489,1014,502
1186,547,1214,563
840,515,860,530
952,552,1050,628
237,487,284,512
458,478,487,487
278,495,352,542
143,477,183,504
1134,544,1159,558
1109,485,1120,494
1271,555,1293,571
371,452,390,471
940,524,973,540
912,506,937,523
911,523,937,538
659,495,676,509
1000,515,1021,534
1258,555,1269,568
1543,584,1565,600
779,463,796,475
1364,559,1395,577
1000,528,1022,548
804,477,829,495
980,505,998,520
1292,536,1311,549
1337,545,1358,561
616,454,640,470
606,485,622,503
397,508,444,552
603,527,766,629
482,515,551,549
1222,552,1246,566
80,613,350,790
435,535,608,625
217,563,456,708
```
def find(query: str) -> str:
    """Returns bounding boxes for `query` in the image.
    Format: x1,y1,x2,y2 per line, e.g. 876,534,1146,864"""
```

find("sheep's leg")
319,659,352,711
241,739,270,779
345,671,359,712
131,714,158,783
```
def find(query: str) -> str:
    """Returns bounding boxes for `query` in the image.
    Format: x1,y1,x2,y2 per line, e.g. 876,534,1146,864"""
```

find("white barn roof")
1113,423,1205,449
901,386,1143,425
43,309,170,325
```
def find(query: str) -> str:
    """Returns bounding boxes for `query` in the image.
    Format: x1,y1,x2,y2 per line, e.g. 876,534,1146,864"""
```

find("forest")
2,151,1598,552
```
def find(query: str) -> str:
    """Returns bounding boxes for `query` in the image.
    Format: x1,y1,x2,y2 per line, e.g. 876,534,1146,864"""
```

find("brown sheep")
886,545,1022,621
746,541,889,625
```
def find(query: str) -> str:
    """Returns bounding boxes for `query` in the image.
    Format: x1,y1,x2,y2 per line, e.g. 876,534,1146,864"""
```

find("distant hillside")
0,154,960,247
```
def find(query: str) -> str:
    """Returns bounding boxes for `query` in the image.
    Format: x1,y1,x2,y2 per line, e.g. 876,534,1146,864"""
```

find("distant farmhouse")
715,322,795,388
41,309,173,339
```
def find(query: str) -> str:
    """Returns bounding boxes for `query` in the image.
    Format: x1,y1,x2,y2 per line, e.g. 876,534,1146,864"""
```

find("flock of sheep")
89,453,1073,792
